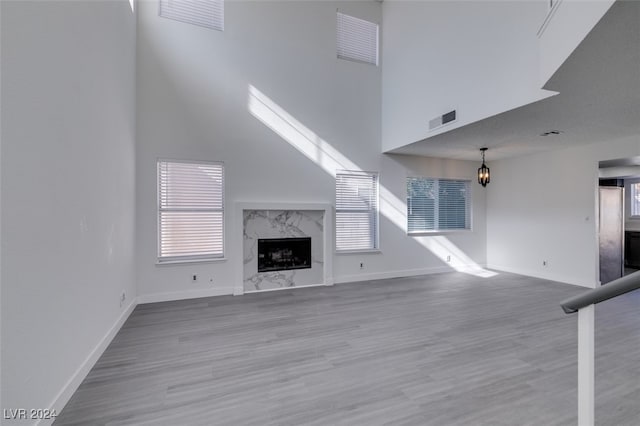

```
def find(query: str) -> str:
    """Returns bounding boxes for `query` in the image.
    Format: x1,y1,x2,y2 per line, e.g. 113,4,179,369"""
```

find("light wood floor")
54,272,640,425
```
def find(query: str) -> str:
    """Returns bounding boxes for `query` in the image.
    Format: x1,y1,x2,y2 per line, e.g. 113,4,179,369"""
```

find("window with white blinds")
631,183,640,217
158,160,224,262
336,171,379,251
159,0,224,31
337,12,379,66
407,177,471,233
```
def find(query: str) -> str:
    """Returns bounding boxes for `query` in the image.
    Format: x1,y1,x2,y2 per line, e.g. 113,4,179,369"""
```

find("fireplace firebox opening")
257,237,312,272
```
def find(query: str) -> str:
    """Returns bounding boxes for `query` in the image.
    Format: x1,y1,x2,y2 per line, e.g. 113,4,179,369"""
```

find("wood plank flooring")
54,272,640,425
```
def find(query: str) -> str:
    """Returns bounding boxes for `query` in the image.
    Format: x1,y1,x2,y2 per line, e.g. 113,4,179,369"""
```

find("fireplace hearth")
258,237,311,272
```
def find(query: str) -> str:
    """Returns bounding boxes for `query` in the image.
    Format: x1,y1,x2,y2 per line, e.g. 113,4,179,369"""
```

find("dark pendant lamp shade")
478,148,490,187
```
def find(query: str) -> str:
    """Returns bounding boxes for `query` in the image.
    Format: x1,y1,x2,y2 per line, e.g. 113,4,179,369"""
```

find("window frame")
157,158,226,264
335,170,380,253
158,0,225,32
336,11,380,66
630,182,640,219
406,176,472,235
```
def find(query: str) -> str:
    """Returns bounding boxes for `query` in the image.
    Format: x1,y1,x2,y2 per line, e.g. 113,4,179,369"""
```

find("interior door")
599,187,624,284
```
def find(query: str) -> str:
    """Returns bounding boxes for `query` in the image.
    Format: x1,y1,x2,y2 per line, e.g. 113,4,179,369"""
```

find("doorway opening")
598,157,640,284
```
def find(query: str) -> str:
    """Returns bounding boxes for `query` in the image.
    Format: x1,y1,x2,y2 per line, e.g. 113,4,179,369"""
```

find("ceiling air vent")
540,130,563,137
429,110,457,131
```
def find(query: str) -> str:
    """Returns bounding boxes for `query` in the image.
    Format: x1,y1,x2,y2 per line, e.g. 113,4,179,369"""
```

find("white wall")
0,0,4,416
487,136,640,288
0,1,136,423
136,0,488,301
538,0,615,86
381,0,554,152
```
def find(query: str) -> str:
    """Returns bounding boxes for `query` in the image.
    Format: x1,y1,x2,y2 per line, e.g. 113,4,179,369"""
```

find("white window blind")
407,177,470,233
631,183,640,217
159,0,224,31
336,171,379,251
337,12,379,66
158,160,224,262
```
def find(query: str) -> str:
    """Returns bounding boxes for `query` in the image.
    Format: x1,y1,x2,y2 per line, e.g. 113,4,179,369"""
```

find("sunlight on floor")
248,84,497,278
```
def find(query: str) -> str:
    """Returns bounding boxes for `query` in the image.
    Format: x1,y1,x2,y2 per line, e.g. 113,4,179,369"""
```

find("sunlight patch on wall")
248,84,497,278
379,186,497,278
248,85,358,176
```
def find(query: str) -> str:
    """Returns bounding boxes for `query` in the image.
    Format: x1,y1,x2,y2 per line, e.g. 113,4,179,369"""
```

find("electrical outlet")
359,262,364,269
192,274,197,282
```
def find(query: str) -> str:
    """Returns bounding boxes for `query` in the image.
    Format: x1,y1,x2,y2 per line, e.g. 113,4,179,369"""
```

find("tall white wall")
0,0,4,416
381,0,553,152
538,0,615,86
486,136,640,288
0,1,136,422
136,0,488,301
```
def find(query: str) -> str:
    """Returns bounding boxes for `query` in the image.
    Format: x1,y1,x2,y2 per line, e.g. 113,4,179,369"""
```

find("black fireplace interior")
258,237,312,272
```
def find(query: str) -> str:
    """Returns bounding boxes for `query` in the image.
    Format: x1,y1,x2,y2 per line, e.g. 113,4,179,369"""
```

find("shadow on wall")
248,84,497,278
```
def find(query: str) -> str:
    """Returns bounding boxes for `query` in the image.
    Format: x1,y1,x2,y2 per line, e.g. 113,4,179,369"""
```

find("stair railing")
560,270,640,425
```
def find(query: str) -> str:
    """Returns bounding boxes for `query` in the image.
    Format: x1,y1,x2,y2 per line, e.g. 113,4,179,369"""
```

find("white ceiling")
386,0,640,162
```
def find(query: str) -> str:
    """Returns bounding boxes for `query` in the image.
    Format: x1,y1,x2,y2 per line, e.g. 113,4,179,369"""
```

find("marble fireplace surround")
235,202,333,295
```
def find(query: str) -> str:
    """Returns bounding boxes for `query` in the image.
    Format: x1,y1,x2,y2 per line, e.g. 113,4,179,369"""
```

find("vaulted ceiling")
387,0,640,161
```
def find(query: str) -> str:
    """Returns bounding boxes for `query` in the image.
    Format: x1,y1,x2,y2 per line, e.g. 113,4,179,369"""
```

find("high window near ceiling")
407,177,471,233
158,160,225,263
336,171,379,251
159,0,224,31
337,12,379,66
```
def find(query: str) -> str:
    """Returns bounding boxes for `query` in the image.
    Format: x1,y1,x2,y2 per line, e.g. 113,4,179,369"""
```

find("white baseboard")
37,299,137,426
38,263,561,426
334,266,453,284
243,282,328,294
137,287,234,304
487,264,594,288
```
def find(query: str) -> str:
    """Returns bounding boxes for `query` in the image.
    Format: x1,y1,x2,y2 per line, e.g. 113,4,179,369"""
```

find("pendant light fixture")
478,147,490,187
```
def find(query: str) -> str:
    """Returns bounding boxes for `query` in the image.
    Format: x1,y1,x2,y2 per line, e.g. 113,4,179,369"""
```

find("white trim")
577,305,595,426
334,265,457,284
137,287,233,304
406,176,472,233
243,282,327,294
157,159,225,263
537,0,563,38
629,181,640,217
487,263,594,288
408,230,473,236
593,168,601,288
159,0,224,32
335,170,379,251
36,299,137,426
235,201,331,212
335,248,382,255
336,11,379,66
235,202,333,296
156,257,227,266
